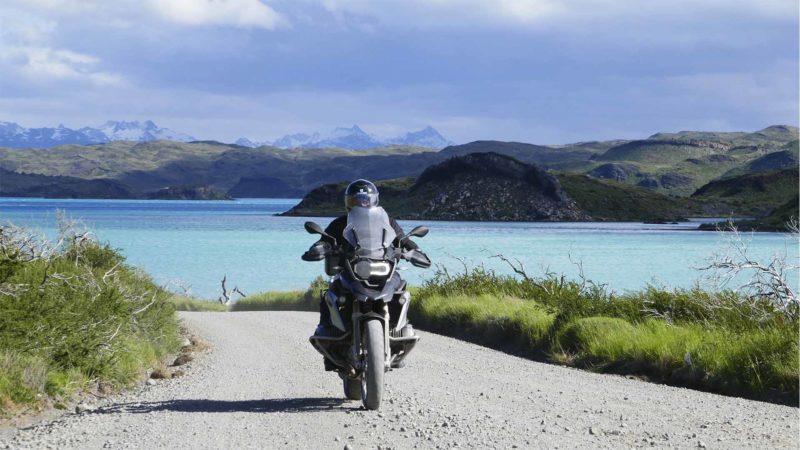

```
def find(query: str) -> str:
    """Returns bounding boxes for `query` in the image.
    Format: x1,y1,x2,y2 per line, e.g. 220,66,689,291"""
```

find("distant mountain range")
0,120,453,150
235,125,453,150
0,120,195,148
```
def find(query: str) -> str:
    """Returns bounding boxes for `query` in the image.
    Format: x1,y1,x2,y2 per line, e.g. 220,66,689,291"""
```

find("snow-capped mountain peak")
245,125,453,150
0,120,196,148
0,120,453,150
97,120,194,142
0,121,26,137
329,125,367,138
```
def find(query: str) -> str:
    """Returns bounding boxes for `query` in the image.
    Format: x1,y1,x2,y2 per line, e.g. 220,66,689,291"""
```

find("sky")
0,0,797,144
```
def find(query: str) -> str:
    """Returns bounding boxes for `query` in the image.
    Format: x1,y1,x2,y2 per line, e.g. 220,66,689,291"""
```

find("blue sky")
0,0,797,144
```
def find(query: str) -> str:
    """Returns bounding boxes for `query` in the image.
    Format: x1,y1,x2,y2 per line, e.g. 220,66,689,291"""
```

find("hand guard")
404,249,431,268
302,241,331,261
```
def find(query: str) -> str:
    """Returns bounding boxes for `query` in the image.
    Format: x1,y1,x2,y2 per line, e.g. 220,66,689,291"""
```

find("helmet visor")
346,192,378,209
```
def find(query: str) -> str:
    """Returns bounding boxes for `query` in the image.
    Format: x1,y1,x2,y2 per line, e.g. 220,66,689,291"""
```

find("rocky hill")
401,153,589,221
282,153,699,222
587,126,798,196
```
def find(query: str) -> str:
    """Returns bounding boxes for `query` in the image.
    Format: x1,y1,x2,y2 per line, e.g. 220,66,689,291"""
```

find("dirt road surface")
2,311,797,449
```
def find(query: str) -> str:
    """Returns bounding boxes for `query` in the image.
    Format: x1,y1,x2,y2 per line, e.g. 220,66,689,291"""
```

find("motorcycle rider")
302,179,427,337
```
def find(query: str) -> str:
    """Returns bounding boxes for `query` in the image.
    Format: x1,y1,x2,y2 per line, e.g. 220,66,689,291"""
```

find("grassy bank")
0,223,181,417
411,267,798,404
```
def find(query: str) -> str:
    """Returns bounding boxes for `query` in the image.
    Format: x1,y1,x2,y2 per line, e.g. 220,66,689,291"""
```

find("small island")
146,185,232,200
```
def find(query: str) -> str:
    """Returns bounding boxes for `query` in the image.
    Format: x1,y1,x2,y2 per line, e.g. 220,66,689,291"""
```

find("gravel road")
2,311,797,449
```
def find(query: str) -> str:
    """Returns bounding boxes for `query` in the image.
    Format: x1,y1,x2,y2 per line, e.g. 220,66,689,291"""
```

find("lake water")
0,198,796,300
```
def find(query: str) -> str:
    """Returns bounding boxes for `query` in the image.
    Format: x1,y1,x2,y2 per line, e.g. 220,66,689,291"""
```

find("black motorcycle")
302,206,430,410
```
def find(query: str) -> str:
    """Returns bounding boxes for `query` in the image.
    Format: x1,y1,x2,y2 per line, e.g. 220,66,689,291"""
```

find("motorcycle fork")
350,306,391,372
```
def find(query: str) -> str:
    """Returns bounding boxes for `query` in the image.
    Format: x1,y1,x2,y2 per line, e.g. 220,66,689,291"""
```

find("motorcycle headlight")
369,261,391,276
353,261,392,279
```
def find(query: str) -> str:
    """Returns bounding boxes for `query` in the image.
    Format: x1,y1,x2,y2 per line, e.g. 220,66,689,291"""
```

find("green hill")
0,167,134,198
0,141,438,197
557,173,701,221
690,169,799,216
699,195,799,232
749,195,799,230
720,140,798,179
439,140,604,166
588,126,798,196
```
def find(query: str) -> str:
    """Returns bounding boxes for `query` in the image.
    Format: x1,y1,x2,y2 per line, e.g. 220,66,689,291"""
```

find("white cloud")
14,47,122,85
146,0,287,29
317,0,796,28
7,0,288,30
0,7,123,86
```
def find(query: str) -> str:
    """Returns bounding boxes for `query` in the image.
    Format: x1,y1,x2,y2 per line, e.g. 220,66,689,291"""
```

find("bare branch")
218,275,246,305
698,220,798,320
490,253,552,294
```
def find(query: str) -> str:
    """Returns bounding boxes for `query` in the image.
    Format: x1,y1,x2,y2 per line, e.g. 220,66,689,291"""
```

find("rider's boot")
313,295,333,337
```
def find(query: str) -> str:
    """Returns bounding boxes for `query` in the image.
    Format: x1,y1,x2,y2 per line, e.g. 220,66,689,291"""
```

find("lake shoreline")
1,198,796,298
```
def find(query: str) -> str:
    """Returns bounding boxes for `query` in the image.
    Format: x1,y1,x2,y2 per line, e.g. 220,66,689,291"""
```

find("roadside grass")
230,277,326,312
554,317,797,394
411,267,798,404
230,290,311,311
0,223,181,417
169,294,229,312
411,294,556,354
168,277,327,313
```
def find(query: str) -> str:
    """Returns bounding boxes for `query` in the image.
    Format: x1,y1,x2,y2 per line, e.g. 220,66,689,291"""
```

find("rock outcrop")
404,153,588,221
283,153,589,221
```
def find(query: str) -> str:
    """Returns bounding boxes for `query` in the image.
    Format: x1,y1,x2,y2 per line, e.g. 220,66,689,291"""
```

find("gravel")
1,311,797,449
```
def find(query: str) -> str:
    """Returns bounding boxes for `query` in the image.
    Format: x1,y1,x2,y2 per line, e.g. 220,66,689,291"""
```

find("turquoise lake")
0,198,796,300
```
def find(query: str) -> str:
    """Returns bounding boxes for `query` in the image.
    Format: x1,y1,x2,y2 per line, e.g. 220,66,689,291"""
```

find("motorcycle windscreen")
343,206,397,259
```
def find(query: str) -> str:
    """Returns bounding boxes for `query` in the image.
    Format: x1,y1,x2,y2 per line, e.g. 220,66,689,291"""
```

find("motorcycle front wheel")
360,320,384,410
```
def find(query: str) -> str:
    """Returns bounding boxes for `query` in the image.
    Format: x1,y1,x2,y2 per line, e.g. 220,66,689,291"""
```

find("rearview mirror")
408,225,429,238
304,221,325,235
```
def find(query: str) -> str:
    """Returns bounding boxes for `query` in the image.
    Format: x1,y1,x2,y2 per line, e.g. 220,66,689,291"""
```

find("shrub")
0,222,180,414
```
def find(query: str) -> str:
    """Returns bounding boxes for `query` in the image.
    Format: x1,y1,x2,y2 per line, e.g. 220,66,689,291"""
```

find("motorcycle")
302,206,431,410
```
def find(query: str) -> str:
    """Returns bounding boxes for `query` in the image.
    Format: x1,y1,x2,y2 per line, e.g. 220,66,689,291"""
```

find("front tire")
343,377,361,400
360,320,385,410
